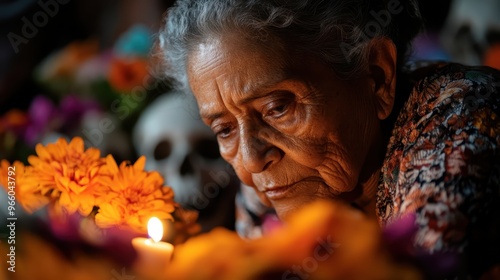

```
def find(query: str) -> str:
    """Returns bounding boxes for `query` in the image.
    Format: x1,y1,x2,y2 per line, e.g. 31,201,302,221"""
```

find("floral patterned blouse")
236,62,500,275
377,62,500,275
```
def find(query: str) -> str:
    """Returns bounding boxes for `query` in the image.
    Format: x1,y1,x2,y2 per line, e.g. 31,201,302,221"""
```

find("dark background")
3,0,499,163
0,0,175,115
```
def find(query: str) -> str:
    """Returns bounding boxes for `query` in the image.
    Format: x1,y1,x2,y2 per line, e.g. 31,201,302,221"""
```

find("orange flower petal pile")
94,155,175,232
0,137,178,234
164,200,422,280
0,160,49,213
25,137,107,216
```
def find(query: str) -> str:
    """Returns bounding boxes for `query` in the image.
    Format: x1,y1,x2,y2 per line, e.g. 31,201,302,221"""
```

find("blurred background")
0,0,499,232
0,0,175,162
1,0,500,162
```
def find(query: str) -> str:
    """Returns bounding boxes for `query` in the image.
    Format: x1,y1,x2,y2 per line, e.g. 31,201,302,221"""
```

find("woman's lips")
261,179,335,201
263,184,297,200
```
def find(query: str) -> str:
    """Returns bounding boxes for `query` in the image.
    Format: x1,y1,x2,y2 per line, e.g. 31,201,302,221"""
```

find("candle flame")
147,217,163,242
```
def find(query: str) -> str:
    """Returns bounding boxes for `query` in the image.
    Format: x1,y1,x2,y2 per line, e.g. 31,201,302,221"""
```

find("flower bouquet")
0,137,199,280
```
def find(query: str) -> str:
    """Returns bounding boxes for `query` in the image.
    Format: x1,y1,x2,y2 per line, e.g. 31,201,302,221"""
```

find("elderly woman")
157,0,500,277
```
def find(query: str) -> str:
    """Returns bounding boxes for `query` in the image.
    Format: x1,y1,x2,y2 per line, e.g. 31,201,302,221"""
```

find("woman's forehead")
187,35,290,97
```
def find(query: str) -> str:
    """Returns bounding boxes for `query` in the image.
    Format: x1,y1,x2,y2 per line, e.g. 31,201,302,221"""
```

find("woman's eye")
214,126,233,139
265,100,291,118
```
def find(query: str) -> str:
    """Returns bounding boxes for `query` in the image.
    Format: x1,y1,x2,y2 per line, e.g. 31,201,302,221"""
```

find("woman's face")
187,35,384,218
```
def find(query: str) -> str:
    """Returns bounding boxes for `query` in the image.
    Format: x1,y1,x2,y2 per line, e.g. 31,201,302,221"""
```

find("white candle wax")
131,217,174,276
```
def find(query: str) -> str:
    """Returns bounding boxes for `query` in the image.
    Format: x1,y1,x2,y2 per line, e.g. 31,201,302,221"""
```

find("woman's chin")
268,181,343,220
270,195,329,221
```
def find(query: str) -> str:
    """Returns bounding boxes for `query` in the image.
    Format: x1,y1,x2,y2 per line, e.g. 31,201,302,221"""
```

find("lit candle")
131,217,174,276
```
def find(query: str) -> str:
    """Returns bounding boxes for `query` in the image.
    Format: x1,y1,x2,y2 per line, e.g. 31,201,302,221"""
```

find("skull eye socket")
195,138,220,160
153,139,172,160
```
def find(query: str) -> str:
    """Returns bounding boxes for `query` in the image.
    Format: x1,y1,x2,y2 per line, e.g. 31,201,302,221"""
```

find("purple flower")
382,213,460,279
24,95,59,145
382,213,418,257
59,94,101,130
46,211,137,267
22,94,102,146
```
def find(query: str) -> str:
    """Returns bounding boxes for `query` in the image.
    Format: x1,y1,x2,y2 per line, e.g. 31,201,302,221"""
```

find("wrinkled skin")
187,34,397,219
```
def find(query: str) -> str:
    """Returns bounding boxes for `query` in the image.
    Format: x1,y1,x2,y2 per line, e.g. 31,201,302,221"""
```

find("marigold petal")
162,186,175,198
86,148,101,160
59,192,77,214
19,195,49,213
105,154,119,174
133,156,146,171
69,137,84,152
95,203,123,228
27,155,42,166
78,194,96,216
78,176,90,186
0,161,11,188
56,137,69,148
35,144,52,160
57,176,70,191
68,181,81,194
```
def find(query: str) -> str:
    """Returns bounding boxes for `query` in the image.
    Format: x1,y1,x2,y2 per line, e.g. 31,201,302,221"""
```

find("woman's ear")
367,37,397,120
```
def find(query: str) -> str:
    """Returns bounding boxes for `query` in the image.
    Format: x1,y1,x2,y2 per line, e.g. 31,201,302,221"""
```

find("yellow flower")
26,137,108,216
94,155,175,233
0,160,49,213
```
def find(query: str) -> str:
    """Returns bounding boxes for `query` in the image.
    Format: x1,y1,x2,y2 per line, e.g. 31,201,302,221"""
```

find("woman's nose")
239,125,282,174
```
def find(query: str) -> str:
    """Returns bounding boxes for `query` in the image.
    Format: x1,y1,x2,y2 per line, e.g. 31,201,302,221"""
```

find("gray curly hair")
155,0,423,91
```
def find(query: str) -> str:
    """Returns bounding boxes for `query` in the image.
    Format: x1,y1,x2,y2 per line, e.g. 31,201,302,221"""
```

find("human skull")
133,92,239,230
441,0,500,65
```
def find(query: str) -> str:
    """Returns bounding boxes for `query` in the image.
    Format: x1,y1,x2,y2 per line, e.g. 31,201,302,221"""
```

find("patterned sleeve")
377,63,500,275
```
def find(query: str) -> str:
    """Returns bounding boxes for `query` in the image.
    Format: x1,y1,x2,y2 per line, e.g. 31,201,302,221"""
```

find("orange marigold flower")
57,39,99,77
0,109,29,134
484,43,500,70
108,56,149,93
26,137,108,216
166,201,422,280
0,160,50,213
95,155,175,233
171,208,202,245
36,39,99,83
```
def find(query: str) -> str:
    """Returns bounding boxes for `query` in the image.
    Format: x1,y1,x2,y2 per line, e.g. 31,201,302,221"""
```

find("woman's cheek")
317,142,358,192
219,142,254,187
218,135,239,159
230,158,254,187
